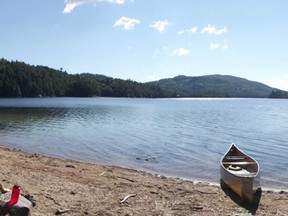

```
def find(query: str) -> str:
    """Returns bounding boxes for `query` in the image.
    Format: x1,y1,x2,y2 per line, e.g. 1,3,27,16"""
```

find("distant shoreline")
1,58,288,98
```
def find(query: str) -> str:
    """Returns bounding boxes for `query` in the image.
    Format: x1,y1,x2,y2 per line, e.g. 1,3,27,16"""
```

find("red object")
6,184,20,208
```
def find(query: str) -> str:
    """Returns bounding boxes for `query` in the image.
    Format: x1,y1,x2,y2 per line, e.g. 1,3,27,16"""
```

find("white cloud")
177,27,198,35
208,42,229,50
106,0,126,3
210,42,219,50
113,17,140,30
149,20,171,33
147,75,162,82
170,48,190,56
222,43,229,49
63,0,129,13
63,0,85,13
201,24,228,35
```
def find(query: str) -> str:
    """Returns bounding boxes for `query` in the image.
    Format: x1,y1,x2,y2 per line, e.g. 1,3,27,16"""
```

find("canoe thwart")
224,156,248,160
222,161,257,165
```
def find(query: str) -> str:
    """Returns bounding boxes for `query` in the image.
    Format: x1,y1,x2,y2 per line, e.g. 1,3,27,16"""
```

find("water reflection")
0,108,68,131
0,98,287,190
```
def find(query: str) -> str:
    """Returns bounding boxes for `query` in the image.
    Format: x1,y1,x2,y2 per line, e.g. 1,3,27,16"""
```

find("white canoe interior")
222,156,258,177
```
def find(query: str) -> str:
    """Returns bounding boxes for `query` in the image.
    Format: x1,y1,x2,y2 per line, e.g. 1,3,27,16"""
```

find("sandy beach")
0,147,287,216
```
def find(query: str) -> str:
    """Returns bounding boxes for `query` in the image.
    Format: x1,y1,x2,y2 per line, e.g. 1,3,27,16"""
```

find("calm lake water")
0,98,287,190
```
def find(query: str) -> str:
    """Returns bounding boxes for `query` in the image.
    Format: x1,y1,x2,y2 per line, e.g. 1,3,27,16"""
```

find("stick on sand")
120,194,136,203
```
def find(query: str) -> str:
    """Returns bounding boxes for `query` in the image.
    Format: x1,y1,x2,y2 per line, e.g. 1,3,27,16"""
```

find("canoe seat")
227,166,257,177
224,156,247,160
222,161,257,165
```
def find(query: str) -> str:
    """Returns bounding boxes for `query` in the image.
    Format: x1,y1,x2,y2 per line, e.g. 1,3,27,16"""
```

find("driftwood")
99,172,106,176
55,209,71,215
195,189,217,194
120,194,136,203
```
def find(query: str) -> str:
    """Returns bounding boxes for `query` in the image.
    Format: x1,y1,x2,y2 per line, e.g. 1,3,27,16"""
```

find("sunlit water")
0,98,287,190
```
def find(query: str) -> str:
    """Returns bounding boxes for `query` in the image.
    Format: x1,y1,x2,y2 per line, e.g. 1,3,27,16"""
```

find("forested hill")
1,58,287,98
147,75,288,98
0,59,165,98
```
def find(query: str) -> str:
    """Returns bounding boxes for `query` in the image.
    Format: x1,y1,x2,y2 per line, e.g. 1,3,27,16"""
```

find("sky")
1,0,288,90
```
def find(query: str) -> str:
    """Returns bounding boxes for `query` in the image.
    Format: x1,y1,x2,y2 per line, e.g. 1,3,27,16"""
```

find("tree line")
0,58,168,98
269,90,288,99
1,58,287,98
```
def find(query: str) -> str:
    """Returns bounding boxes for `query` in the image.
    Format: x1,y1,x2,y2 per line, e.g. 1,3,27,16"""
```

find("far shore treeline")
0,58,166,98
0,58,288,98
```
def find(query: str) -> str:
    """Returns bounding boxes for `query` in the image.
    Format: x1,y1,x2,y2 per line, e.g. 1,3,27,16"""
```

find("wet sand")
0,147,287,215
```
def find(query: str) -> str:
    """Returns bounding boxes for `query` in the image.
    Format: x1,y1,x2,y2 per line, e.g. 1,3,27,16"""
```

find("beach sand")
0,147,287,216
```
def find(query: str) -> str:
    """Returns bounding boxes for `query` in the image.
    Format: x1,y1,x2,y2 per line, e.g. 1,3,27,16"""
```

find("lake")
0,98,287,190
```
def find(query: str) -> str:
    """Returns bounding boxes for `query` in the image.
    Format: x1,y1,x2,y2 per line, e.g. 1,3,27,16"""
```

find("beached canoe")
220,143,260,203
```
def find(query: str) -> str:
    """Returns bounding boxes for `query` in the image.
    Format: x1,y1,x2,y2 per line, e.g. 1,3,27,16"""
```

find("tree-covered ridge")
1,58,287,98
148,75,288,98
0,58,165,98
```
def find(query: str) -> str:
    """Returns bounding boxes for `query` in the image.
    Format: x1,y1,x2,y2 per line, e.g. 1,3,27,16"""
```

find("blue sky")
1,0,288,90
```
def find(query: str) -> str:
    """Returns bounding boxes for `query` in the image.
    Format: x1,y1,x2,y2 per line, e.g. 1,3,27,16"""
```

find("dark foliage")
0,58,165,98
269,90,288,99
1,58,286,98
147,75,288,98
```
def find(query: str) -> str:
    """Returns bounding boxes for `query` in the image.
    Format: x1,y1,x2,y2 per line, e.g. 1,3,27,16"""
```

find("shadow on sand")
220,179,262,215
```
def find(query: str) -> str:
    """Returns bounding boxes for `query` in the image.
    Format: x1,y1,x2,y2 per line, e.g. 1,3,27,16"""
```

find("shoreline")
8,145,287,193
0,147,287,215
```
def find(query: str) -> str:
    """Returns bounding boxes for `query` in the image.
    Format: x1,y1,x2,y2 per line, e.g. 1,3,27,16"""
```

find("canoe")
220,143,260,203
